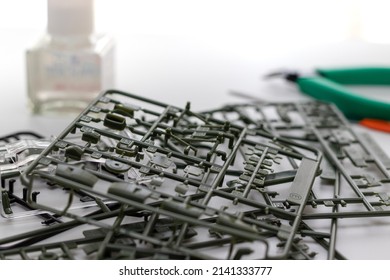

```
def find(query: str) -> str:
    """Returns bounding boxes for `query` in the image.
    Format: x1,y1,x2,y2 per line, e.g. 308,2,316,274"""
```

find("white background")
0,0,390,260
1,0,390,135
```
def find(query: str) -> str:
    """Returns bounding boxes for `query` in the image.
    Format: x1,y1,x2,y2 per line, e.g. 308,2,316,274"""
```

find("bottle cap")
47,0,94,37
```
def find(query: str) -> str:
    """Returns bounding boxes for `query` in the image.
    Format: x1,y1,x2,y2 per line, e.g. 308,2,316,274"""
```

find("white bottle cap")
47,0,94,37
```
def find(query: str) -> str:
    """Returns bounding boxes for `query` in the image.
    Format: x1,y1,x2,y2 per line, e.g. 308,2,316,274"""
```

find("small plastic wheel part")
104,159,131,174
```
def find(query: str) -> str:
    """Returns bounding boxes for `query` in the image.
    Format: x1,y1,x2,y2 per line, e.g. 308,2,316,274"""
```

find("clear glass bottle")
26,0,115,114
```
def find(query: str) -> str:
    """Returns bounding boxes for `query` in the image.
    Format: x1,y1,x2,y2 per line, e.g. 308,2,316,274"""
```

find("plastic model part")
0,132,58,221
1,90,390,259
0,133,113,221
0,139,51,178
203,101,390,259
203,102,390,215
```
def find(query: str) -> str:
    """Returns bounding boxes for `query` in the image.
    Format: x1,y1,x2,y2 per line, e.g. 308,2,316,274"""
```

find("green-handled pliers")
267,67,390,132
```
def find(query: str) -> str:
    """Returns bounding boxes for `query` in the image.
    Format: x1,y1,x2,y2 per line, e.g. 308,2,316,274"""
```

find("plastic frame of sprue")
0,90,389,259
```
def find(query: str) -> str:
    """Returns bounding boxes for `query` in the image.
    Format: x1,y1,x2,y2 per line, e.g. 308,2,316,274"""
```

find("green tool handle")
317,67,390,85
297,76,390,120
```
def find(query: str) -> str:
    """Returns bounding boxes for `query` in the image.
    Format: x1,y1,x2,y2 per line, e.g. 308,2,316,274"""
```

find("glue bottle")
26,0,115,114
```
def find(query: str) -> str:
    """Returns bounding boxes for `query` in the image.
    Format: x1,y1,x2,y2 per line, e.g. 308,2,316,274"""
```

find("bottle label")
42,51,101,92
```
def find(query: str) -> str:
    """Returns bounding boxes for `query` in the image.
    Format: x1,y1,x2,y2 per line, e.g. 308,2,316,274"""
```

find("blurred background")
1,0,390,134
1,1,390,259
